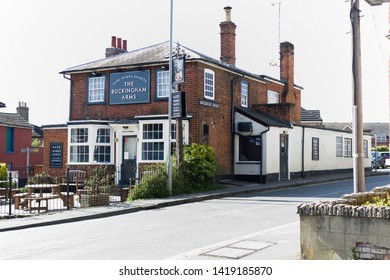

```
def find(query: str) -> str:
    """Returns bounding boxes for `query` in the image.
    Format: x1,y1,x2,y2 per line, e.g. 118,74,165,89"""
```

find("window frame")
68,125,114,164
87,75,106,104
267,90,279,104
204,69,215,100
240,81,249,108
139,120,189,163
6,127,14,153
312,137,319,161
344,138,352,157
155,69,170,99
336,136,343,157
238,135,261,162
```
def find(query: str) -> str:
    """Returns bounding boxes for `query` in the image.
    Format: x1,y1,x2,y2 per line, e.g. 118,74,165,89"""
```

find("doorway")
120,136,137,186
280,134,289,180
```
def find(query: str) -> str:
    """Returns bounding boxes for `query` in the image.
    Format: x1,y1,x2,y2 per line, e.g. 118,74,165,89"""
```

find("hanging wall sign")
109,70,150,105
173,56,185,84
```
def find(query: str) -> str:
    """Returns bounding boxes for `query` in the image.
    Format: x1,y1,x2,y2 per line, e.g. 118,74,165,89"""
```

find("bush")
0,163,8,181
128,164,170,200
28,171,57,184
372,146,389,152
183,143,218,190
128,143,218,201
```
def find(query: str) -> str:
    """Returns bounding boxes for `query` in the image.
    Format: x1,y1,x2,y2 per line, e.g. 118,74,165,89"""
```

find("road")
0,175,388,260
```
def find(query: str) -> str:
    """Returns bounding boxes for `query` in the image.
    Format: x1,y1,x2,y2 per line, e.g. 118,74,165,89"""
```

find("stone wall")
297,186,390,260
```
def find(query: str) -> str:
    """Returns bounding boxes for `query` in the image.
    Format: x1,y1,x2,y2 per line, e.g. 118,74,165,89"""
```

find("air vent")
237,122,252,132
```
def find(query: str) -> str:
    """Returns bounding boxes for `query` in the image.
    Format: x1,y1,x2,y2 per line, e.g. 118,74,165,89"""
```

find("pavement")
0,170,388,233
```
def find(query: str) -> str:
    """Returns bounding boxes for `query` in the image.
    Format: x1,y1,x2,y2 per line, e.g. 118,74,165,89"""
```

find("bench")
59,170,86,195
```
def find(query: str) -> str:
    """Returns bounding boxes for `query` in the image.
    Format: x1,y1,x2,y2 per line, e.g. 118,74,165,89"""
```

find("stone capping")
297,185,390,219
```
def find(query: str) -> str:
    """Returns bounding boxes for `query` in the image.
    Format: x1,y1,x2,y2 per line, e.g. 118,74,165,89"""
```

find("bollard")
8,172,12,217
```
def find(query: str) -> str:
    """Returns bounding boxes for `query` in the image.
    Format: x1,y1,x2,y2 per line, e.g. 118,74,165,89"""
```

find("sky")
0,0,388,126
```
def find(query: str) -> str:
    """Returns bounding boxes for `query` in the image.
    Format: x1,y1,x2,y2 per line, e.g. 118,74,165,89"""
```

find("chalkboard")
50,143,63,168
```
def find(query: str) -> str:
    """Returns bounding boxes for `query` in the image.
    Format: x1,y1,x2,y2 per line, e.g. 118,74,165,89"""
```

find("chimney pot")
123,40,127,51
224,6,232,21
117,38,122,49
111,36,117,48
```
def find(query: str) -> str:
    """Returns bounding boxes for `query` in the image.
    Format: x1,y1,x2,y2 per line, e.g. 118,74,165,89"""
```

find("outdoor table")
24,184,60,212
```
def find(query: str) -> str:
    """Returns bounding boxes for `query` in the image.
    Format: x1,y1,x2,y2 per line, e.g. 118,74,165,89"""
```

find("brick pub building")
43,7,371,184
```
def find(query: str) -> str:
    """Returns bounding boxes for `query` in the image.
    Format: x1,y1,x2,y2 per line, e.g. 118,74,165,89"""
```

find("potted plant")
80,166,115,207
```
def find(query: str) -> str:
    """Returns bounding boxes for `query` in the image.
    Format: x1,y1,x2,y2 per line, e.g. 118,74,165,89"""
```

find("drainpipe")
63,74,72,121
230,77,242,179
301,126,305,178
259,126,270,183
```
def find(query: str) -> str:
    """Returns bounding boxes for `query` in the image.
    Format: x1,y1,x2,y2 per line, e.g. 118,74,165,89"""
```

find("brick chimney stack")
220,6,236,66
280,41,294,89
279,41,301,123
105,36,128,57
16,101,29,122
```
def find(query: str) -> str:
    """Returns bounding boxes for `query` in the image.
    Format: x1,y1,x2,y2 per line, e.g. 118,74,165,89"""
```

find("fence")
0,167,128,218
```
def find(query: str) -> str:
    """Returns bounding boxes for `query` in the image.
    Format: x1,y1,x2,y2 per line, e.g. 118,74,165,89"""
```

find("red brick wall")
0,126,42,178
65,58,301,178
43,127,68,177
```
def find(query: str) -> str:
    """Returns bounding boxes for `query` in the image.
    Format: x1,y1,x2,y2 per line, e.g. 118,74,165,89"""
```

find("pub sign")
109,70,150,105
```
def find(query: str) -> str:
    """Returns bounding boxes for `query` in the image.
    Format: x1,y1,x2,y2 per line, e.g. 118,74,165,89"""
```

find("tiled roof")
301,108,323,123
323,122,389,135
235,107,292,128
0,112,32,129
61,41,298,88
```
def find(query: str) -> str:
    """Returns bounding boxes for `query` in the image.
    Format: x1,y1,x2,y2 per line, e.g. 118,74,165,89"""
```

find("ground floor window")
344,138,352,157
238,136,261,162
139,120,189,163
68,125,114,164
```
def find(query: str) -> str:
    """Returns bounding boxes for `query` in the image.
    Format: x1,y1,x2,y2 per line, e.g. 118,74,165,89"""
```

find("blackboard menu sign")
50,143,63,168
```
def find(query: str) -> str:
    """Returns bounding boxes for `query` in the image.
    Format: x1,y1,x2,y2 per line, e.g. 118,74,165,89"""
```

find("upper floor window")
156,70,170,98
88,76,105,103
267,90,279,104
204,69,215,100
240,81,248,108
6,127,14,152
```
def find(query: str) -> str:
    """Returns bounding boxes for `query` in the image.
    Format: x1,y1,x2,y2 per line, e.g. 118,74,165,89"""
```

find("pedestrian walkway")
0,170,387,232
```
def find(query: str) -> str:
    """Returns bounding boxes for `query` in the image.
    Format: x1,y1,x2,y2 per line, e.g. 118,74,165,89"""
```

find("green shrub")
372,146,389,152
85,165,115,194
128,164,170,200
28,171,57,184
128,144,219,201
183,143,218,190
0,163,8,181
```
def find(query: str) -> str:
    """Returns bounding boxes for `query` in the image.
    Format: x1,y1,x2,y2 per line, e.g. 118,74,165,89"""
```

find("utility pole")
167,0,174,196
350,0,365,192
